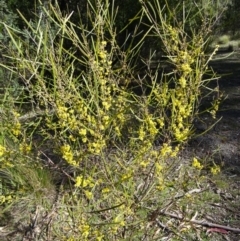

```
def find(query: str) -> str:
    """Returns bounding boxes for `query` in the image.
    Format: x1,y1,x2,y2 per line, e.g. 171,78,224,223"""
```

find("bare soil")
186,49,240,241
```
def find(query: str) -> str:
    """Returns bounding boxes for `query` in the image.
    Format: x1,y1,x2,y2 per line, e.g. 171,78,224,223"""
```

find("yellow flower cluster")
173,68,193,139
138,125,145,141
75,175,95,200
192,157,203,170
56,94,109,159
101,187,110,194
11,121,21,136
75,218,104,240
61,144,77,166
0,145,13,168
209,93,222,119
0,194,13,205
112,213,125,234
159,24,204,144
88,138,106,154
0,145,6,157
155,162,163,172
80,223,90,239
159,143,179,158
19,142,31,154
138,149,157,169
57,105,78,131
9,111,22,136
179,76,187,88
50,39,123,160
137,114,158,150
153,82,169,107
87,40,129,144
146,116,158,136
211,165,220,175
112,93,129,138
75,175,94,188
156,175,165,191
171,89,192,142
167,25,178,46
160,143,172,157
121,169,133,182
178,51,194,75
181,63,192,74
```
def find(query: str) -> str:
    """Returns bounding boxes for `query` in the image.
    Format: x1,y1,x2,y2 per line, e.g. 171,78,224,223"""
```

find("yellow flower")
147,118,158,135
88,139,105,154
69,135,76,142
192,157,203,170
185,193,192,199
102,115,110,124
66,237,75,241
69,116,78,130
0,145,6,157
138,126,145,141
82,137,87,143
102,187,110,194
0,195,12,205
121,170,133,181
57,106,69,120
174,127,189,142
101,41,107,46
181,63,192,74
157,117,165,128
0,195,6,205
12,111,20,117
75,175,94,188
96,235,104,241
170,145,180,157
102,101,111,110
155,162,163,172
160,143,172,157
75,175,87,187
209,110,216,119
19,142,31,154
179,76,186,88
12,122,21,136
140,160,149,168
61,144,77,166
114,126,121,136
98,51,107,59
211,165,220,175
79,128,87,136
156,176,165,191
113,214,125,226
93,231,104,241
81,224,90,238
84,190,93,199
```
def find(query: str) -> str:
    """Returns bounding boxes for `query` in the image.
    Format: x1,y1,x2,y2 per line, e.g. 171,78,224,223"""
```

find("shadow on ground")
187,49,240,241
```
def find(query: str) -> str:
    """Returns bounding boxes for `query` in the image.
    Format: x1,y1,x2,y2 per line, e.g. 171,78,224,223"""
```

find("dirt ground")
186,49,240,241
192,50,240,172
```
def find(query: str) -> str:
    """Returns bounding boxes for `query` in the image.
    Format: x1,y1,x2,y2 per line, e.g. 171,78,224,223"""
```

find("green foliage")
4,0,37,28
218,34,231,44
221,0,240,33
0,0,19,35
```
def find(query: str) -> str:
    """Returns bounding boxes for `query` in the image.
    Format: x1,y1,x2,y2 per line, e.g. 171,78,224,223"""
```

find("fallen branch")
18,109,56,122
159,210,240,234
0,108,56,122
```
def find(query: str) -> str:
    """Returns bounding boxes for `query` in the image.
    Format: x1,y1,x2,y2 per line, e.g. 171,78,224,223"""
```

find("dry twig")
159,210,240,234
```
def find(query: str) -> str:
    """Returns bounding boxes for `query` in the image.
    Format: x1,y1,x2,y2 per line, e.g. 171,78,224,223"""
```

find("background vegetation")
0,0,239,240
